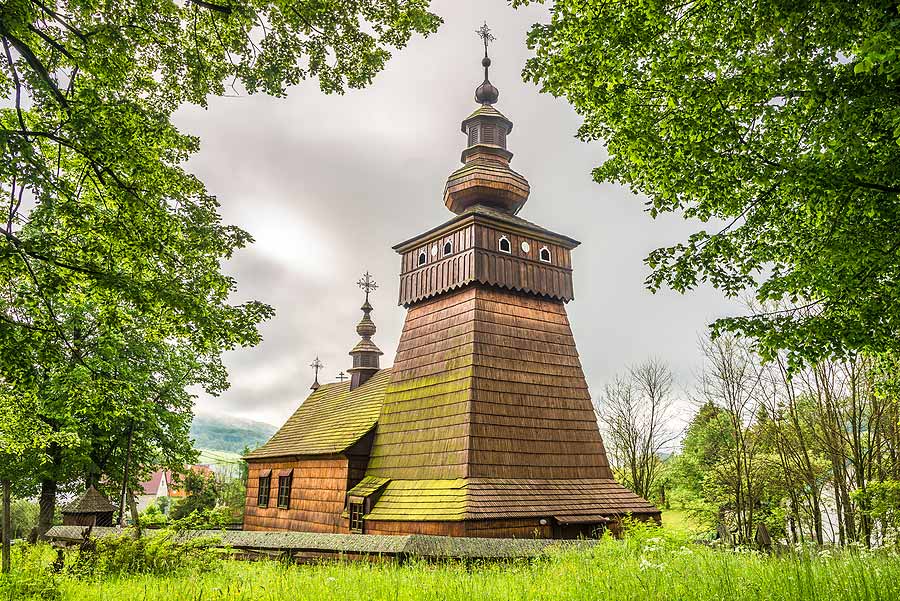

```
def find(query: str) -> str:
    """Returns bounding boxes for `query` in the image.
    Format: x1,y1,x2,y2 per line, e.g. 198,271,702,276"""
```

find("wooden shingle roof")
245,369,392,459
363,478,658,522
392,204,580,253
366,286,612,481
62,486,116,514
360,284,659,522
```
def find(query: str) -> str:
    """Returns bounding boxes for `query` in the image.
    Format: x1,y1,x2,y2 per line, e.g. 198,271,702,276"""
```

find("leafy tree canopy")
0,0,440,519
518,0,900,365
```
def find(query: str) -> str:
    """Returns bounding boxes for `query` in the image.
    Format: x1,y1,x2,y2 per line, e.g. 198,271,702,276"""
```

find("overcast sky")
177,0,739,427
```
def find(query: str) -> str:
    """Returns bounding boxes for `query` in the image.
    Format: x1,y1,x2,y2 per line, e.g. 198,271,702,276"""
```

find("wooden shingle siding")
244,458,350,533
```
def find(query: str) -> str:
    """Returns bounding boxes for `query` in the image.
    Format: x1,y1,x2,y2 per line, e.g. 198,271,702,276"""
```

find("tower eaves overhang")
392,205,580,254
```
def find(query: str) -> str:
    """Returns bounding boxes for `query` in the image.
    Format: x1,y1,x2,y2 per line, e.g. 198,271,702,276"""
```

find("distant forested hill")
190,413,277,454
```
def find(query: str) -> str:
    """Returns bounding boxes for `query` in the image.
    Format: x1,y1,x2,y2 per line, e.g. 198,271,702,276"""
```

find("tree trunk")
127,489,141,538
2,479,10,574
36,478,57,540
118,419,135,527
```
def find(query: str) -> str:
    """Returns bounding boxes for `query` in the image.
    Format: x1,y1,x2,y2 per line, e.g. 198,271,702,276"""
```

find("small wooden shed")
62,486,116,527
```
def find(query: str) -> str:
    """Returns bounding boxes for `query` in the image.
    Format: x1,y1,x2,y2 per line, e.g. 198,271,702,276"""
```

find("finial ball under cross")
357,271,378,301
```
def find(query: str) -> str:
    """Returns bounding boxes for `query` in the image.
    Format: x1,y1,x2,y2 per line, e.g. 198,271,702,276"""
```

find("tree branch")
0,28,70,111
848,178,900,194
189,0,233,14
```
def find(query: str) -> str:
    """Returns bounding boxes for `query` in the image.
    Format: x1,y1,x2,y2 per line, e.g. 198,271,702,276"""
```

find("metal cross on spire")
476,22,495,58
310,356,324,390
357,271,378,302
337,371,347,382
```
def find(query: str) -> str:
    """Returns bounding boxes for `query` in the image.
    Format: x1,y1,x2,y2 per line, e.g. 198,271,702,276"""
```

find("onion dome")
475,56,499,105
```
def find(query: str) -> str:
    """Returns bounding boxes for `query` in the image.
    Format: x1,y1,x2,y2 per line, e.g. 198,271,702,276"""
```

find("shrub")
139,502,169,528
169,506,233,531
64,529,223,579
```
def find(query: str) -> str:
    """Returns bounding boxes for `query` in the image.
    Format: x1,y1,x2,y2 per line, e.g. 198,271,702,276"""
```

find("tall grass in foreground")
4,526,900,601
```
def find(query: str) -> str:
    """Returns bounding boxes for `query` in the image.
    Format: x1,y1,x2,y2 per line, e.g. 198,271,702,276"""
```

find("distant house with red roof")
136,465,215,511
136,470,171,512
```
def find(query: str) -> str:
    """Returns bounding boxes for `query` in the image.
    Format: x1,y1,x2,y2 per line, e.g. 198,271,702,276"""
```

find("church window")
349,501,364,533
521,241,531,254
277,470,293,509
417,249,427,266
431,244,438,257
498,236,511,254
540,246,552,263
444,240,453,255
257,471,272,507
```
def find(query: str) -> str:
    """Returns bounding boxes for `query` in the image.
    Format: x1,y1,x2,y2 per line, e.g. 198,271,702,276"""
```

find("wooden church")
243,31,659,538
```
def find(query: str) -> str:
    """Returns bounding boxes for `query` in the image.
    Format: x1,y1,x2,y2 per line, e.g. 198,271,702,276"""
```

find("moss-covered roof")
347,476,391,499
364,479,469,521
245,369,392,459
364,478,659,522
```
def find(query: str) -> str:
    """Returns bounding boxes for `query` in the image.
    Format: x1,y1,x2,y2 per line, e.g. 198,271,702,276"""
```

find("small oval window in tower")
444,241,453,255
539,246,552,263
521,241,531,254
418,250,427,266
499,236,511,254
431,244,438,257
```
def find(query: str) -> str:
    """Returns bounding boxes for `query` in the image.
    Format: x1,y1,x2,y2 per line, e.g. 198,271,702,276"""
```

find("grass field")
3,526,899,601
660,509,705,535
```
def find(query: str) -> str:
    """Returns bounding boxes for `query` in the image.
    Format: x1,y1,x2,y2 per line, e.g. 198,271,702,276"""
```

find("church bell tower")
354,25,658,537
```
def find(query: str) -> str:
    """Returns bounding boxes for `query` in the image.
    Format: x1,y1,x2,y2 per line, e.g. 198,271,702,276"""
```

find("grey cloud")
177,0,738,425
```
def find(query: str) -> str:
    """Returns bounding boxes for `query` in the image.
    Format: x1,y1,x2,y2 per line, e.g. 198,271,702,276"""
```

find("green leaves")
0,0,440,503
521,0,900,365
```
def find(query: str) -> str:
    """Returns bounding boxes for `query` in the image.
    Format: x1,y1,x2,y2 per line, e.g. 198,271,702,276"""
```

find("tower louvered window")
468,124,479,146
482,124,495,144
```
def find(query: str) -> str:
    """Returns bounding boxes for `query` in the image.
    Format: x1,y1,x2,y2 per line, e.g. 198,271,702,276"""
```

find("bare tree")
699,333,767,544
596,358,678,500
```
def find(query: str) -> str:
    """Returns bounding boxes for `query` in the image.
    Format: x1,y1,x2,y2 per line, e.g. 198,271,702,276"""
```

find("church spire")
443,24,530,216
347,272,383,390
